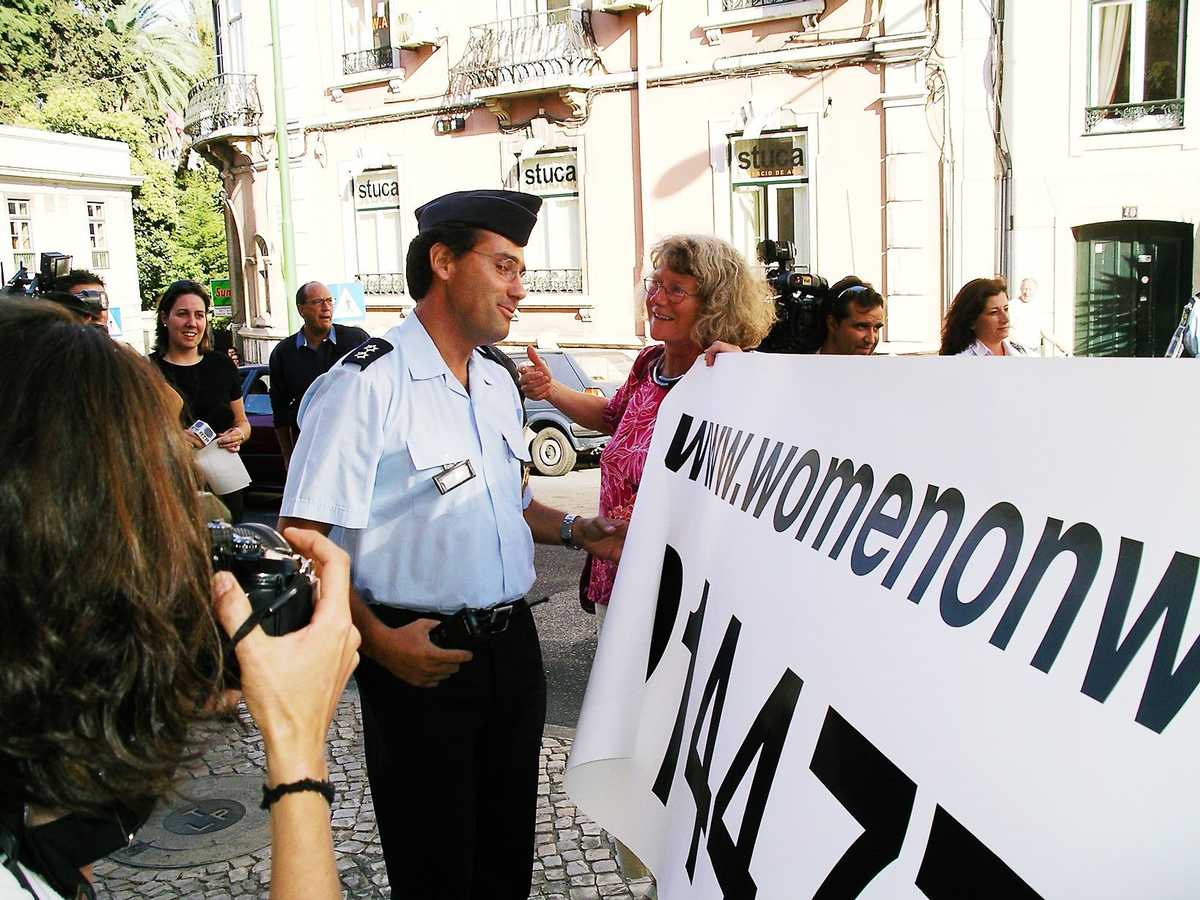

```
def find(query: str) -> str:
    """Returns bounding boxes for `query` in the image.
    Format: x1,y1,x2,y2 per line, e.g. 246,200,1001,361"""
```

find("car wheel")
531,427,577,477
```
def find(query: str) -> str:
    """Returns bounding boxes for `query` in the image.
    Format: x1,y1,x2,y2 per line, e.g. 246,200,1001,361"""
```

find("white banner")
565,354,1200,899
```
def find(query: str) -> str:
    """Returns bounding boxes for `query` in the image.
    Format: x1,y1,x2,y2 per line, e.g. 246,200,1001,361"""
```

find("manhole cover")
110,775,269,869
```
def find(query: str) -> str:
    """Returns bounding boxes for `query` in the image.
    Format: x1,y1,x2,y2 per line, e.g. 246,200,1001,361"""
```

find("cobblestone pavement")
93,683,655,900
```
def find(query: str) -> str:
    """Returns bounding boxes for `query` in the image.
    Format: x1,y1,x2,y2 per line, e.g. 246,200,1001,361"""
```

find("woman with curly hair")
940,276,1029,356
519,234,775,625
0,302,359,899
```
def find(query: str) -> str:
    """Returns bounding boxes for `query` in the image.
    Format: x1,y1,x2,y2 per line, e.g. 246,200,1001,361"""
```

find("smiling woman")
151,279,252,521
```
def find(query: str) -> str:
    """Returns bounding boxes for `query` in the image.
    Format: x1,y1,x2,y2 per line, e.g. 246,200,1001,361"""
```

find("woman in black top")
151,280,251,521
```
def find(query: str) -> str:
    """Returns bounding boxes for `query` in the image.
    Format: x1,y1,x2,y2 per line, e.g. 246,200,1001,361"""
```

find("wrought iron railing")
447,4,598,101
343,46,400,76
723,0,795,8
1084,100,1184,134
524,269,583,294
357,272,407,295
184,73,262,141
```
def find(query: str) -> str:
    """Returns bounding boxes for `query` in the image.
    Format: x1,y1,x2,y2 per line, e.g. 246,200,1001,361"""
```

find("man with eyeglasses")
277,189,626,900
267,281,370,466
52,269,110,330
817,276,886,355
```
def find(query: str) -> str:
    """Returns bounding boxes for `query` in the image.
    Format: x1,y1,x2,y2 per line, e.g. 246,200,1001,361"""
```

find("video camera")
3,251,72,297
754,239,829,354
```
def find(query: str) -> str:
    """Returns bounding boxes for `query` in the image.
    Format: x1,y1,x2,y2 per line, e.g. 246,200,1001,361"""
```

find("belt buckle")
479,601,515,635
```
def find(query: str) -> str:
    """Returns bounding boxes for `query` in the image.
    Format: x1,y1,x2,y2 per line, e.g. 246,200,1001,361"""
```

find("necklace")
651,356,685,388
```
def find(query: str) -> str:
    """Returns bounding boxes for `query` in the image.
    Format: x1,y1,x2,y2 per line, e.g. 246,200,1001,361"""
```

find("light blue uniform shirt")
280,314,535,613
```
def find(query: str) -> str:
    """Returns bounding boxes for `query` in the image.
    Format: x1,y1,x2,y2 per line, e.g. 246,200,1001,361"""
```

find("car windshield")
569,350,637,384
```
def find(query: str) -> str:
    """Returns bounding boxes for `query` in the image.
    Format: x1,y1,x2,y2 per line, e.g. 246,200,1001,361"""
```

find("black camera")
208,521,315,680
755,239,829,354
4,252,72,297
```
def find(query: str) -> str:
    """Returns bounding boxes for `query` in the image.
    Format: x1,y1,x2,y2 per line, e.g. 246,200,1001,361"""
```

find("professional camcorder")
2,252,108,321
208,521,315,683
755,239,829,354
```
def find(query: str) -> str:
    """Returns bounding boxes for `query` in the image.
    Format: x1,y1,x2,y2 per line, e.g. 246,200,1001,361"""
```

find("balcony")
357,272,407,295
342,46,401,77
1084,100,1185,135
723,0,794,8
446,4,598,121
525,269,583,294
184,73,262,145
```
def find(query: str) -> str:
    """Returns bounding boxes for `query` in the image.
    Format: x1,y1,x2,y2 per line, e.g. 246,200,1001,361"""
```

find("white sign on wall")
566,355,1200,899
519,151,578,196
353,169,401,211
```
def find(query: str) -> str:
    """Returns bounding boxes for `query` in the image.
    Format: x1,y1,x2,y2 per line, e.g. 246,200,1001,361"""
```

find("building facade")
186,0,1196,360
0,126,145,347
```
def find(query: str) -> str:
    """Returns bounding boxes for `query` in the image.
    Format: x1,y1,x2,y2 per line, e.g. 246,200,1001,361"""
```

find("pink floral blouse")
588,345,671,607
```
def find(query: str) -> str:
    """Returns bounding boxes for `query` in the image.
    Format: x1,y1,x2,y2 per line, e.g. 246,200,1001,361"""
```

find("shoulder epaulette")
342,337,394,369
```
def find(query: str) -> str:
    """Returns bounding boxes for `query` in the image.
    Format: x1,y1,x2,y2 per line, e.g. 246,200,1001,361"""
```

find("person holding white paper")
151,279,251,521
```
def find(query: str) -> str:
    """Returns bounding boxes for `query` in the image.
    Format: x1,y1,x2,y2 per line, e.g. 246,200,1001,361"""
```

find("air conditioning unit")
592,0,653,11
394,10,440,48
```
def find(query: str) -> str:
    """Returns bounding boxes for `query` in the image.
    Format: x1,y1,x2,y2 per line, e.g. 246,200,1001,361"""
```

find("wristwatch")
560,513,582,549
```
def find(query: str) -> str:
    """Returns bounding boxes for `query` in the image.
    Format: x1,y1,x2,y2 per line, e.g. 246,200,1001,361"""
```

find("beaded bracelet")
260,778,335,810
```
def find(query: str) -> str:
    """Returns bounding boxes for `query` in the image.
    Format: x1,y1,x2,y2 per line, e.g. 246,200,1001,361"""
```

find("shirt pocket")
500,422,532,464
407,429,471,472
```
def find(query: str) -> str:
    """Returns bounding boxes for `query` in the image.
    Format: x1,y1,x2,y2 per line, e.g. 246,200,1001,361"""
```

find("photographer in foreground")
0,302,359,900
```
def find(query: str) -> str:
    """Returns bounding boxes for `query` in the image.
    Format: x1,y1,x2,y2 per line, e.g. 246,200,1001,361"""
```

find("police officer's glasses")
643,277,696,304
469,250,528,285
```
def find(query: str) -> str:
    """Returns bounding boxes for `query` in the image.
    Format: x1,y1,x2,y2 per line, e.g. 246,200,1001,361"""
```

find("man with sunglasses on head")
52,269,110,330
817,276,886,355
267,281,370,466
277,189,626,900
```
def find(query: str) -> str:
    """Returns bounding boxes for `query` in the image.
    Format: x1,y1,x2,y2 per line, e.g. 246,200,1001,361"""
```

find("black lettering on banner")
939,502,1024,628
646,545,684,682
664,414,710,481
741,439,799,518
915,805,1042,899
684,617,741,879
1081,540,1200,733
808,708,916,899
652,583,708,804
989,518,1102,665
707,669,803,900
797,457,875,559
881,484,966,603
772,449,822,533
850,473,914,576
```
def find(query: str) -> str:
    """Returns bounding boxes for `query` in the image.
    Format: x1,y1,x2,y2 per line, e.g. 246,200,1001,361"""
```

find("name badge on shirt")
433,459,476,495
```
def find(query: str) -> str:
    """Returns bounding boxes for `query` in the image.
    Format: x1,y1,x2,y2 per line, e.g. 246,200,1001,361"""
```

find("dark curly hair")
940,276,1009,355
0,301,222,816
154,279,213,354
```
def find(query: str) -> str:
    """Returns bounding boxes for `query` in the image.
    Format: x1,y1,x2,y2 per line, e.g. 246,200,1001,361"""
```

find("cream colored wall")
222,0,956,352
1003,0,1200,351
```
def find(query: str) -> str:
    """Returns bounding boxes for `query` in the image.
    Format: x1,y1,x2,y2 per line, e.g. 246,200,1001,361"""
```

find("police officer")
278,189,625,900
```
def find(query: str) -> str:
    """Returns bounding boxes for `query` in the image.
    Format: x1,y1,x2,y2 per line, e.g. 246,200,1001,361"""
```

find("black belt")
368,597,542,631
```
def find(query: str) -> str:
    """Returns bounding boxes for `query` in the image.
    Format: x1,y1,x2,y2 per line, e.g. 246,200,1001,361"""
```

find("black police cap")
414,189,542,247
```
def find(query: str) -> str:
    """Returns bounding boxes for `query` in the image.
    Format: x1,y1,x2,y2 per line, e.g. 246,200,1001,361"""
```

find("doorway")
1073,221,1193,356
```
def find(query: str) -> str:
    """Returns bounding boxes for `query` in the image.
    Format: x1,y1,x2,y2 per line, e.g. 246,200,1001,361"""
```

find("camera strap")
225,581,308,665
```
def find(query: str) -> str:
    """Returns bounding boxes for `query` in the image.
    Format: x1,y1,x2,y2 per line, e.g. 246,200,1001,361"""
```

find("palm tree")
105,0,203,119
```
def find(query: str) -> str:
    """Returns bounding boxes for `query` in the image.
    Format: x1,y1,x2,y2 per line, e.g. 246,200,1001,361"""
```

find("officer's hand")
518,346,554,401
374,619,473,688
574,515,628,563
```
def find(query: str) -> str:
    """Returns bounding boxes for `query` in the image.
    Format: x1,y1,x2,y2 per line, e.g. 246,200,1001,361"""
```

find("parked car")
238,364,286,492
504,348,625,477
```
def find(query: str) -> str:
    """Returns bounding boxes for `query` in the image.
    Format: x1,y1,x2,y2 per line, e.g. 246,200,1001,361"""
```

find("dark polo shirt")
268,324,370,430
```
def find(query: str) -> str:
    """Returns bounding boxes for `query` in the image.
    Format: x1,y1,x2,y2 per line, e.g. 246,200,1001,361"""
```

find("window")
352,168,404,294
1087,0,1186,133
729,131,812,273
519,151,583,293
342,0,397,75
87,202,110,270
7,199,33,274
214,0,245,74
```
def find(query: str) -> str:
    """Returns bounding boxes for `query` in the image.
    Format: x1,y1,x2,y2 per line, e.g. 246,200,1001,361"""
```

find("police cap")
414,189,542,247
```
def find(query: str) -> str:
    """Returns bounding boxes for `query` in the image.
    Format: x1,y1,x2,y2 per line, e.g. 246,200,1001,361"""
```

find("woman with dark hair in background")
151,279,251,521
0,302,360,900
940,276,1029,356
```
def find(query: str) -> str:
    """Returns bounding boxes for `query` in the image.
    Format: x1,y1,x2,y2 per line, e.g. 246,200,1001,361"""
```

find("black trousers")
355,604,547,900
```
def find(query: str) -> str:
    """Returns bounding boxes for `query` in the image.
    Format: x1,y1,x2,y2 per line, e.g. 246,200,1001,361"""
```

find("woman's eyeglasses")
643,277,696,303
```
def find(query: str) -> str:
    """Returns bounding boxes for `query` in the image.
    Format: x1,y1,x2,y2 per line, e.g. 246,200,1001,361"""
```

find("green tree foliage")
1,1,228,309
